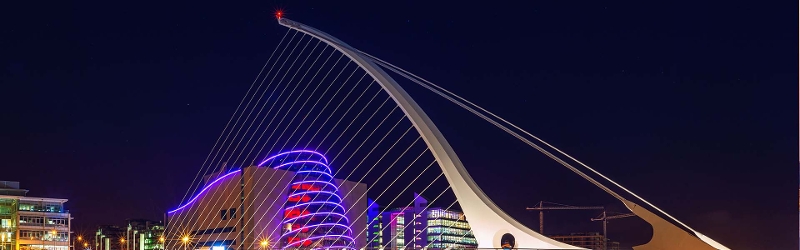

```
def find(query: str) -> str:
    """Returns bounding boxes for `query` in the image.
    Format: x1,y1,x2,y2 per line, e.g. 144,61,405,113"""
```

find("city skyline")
1,0,796,249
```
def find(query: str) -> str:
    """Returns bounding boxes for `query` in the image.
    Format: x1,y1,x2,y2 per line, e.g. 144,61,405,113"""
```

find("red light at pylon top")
275,10,284,19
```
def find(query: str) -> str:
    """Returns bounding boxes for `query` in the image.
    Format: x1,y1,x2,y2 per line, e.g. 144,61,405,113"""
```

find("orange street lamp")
181,235,191,250
260,239,270,248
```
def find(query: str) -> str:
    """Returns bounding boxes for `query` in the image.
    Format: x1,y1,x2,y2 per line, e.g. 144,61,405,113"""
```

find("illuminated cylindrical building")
260,151,355,249
165,150,366,250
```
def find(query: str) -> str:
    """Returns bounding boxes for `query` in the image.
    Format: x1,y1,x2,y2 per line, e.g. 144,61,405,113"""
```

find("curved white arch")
278,18,583,249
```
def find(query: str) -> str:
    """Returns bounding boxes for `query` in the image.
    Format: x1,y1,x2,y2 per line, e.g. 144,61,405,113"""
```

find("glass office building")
0,181,71,250
378,194,477,249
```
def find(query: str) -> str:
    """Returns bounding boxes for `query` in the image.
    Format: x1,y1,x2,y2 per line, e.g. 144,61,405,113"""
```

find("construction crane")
525,201,604,235
591,212,636,250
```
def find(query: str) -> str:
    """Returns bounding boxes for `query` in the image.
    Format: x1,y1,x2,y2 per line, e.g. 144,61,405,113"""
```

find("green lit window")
1,219,12,229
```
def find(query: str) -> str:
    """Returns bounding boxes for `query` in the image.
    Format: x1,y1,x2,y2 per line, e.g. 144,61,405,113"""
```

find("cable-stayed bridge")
163,18,730,250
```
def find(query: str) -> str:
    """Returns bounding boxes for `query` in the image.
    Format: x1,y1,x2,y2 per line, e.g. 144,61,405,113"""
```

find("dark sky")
1,0,796,249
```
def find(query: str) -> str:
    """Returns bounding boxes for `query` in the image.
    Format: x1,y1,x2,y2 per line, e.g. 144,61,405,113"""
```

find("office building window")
229,208,236,219
220,210,227,220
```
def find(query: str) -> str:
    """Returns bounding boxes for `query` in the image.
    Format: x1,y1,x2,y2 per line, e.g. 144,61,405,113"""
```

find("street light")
260,239,270,248
74,234,84,250
158,235,165,250
181,235,190,250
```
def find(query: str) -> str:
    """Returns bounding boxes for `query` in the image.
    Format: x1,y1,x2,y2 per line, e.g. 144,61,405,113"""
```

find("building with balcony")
0,181,71,250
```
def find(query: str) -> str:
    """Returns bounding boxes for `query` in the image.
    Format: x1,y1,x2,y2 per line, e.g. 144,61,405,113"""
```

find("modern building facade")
0,181,71,250
165,150,367,250
272,152,355,249
126,219,165,250
95,226,125,250
125,219,165,250
95,220,164,250
548,232,620,250
377,193,478,249
365,199,382,249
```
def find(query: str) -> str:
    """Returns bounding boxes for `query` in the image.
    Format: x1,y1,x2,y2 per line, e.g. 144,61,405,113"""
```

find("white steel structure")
163,16,730,250
276,18,579,250
276,18,730,250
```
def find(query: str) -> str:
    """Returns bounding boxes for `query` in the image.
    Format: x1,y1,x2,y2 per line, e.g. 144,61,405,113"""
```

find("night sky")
1,1,797,249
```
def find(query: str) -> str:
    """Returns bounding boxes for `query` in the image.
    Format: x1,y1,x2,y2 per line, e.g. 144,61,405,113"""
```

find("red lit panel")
291,183,321,191
284,209,310,219
288,195,311,202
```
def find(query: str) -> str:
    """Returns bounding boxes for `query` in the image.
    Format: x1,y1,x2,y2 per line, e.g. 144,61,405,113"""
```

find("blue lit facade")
366,199,382,249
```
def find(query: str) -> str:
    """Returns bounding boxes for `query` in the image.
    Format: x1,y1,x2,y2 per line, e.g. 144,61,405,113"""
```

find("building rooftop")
0,195,68,203
0,181,21,189
0,181,68,202
0,181,29,196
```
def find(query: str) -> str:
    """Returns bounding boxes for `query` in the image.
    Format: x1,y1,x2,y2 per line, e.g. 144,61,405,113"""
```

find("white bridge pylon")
278,18,583,250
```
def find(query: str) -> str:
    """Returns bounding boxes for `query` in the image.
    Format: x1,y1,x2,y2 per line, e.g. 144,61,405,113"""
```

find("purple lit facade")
165,150,367,250
260,151,355,249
